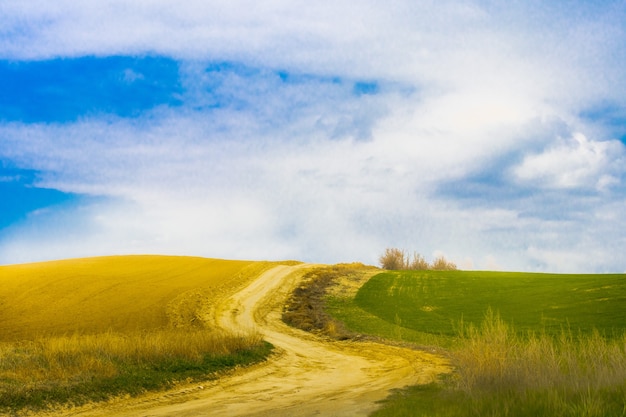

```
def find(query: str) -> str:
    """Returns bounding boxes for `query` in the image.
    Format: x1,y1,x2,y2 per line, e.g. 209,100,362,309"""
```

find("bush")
379,248,457,271
379,248,408,270
431,256,457,271
408,252,430,270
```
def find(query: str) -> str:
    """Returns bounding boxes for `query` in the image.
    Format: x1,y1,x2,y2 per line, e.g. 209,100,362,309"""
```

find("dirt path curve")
53,264,450,417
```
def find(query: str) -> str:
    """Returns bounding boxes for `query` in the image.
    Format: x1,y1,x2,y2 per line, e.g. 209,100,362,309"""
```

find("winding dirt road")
49,264,450,417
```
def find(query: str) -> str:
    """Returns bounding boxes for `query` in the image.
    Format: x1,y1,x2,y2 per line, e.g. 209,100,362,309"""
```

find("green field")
354,270,626,339
324,269,626,417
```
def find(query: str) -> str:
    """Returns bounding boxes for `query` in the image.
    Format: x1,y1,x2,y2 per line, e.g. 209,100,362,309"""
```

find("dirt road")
48,264,450,417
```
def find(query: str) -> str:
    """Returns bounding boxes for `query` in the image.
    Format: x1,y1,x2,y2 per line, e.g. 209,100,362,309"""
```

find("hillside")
351,270,626,337
0,255,279,341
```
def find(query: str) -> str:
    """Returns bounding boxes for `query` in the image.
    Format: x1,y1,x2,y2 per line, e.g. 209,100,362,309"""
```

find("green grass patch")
372,381,626,417
355,270,626,338
325,296,451,347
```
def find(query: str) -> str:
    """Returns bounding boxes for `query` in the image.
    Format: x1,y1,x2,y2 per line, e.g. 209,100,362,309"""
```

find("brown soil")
32,264,450,417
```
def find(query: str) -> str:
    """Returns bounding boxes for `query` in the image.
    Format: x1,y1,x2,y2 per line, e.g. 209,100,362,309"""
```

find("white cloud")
2,79,626,271
1,1,624,98
513,133,626,190
0,107,491,266
1,1,626,271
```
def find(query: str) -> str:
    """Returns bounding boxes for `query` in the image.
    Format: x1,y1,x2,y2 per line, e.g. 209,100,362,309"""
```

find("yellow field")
0,255,282,341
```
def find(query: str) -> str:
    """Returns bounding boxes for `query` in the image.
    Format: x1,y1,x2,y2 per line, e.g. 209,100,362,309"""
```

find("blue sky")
0,57,183,122
1,1,625,272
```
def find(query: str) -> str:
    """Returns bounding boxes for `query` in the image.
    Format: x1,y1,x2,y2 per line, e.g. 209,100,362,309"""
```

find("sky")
1,1,625,272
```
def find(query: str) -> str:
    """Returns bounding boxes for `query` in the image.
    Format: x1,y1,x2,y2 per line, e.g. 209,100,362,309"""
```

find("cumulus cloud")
1,1,626,271
513,133,626,191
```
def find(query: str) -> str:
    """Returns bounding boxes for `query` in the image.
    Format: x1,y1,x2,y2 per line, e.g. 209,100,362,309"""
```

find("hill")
0,255,279,341
351,270,626,339
321,268,626,417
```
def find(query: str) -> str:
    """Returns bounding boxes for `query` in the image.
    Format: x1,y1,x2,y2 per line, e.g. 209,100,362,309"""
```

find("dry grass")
0,329,270,412
0,330,262,387
0,256,277,340
373,310,626,416
0,256,284,411
455,309,626,394
282,264,373,340
449,309,626,416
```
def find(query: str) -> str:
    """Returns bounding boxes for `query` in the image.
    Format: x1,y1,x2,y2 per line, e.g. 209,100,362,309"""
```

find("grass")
326,297,452,347
318,269,626,416
0,255,289,412
354,270,626,339
371,310,626,417
0,256,279,340
454,310,626,398
0,330,272,413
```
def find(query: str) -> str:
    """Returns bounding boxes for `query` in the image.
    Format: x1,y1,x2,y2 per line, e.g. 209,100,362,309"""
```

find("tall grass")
0,330,271,412
373,310,626,417
450,309,626,416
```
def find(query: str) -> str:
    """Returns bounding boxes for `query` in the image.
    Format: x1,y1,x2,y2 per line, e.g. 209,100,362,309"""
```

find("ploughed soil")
33,264,450,417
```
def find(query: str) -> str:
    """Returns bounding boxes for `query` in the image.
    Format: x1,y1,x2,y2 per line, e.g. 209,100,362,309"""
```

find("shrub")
379,248,408,270
408,252,430,270
379,248,457,271
431,256,457,271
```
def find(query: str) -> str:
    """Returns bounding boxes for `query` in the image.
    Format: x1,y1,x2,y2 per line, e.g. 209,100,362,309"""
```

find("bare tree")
408,252,429,270
431,255,457,271
379,248,407,270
